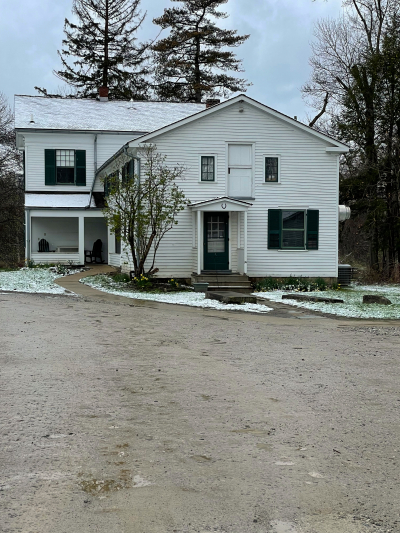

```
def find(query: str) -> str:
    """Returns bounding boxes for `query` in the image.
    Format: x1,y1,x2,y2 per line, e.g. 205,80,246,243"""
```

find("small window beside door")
200,156,215,181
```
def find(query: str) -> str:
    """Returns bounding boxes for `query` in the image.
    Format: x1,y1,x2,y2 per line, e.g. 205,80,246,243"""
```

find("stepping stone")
363,294,391,305
205,291,257,304
282,294,344,303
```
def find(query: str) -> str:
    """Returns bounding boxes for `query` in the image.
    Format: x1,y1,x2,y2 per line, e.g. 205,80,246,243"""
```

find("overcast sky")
0,0,343,120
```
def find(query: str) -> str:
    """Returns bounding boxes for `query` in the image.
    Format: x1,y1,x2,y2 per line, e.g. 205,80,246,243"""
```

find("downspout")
86,133,98,209
25,209,31,260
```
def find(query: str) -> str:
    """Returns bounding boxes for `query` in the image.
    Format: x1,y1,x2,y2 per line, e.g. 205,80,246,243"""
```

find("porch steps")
191,273,253,293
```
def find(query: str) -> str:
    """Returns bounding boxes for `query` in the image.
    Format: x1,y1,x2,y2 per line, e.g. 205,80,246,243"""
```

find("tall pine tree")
152,0,250,102
36,0,151,100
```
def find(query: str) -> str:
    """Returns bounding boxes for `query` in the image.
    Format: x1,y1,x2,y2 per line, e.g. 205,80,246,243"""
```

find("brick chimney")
99,87,109,102
205,98,220,109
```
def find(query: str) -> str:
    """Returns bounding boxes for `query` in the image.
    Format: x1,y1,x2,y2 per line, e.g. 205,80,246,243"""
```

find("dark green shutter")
75,150,86,186
306,210,319,250
268,209,281,249
45,149,56,185
104,177,110,197
128,159,134,179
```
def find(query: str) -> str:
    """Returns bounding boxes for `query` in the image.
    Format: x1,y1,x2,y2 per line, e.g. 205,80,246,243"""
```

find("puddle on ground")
79,478,130,495
256,443,273,451
79,472,150,495
190,455,211,463
201,394,211,400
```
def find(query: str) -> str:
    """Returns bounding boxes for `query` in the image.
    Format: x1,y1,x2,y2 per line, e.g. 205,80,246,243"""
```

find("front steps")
191,272,253,293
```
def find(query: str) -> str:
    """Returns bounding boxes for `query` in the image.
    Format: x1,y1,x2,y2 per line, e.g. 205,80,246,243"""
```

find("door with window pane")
204,213,229,271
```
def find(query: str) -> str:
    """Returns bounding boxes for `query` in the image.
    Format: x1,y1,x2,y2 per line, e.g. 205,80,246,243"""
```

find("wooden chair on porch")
85,239,105,263
38,239,50,252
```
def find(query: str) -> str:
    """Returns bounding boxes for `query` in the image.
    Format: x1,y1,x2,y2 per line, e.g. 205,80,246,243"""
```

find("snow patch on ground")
254,284,400,319
0,269,77,295
82,275,273,313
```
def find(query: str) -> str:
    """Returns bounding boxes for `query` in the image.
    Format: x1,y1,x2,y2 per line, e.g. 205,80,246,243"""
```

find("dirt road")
1,292,400,533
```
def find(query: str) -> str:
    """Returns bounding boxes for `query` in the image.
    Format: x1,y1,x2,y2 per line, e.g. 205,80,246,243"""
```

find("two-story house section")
97,94,350,279
15,94,204,266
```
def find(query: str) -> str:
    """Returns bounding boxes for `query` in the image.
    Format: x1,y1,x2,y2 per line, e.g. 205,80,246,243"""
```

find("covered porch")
189,197,252,275
26,210,108,265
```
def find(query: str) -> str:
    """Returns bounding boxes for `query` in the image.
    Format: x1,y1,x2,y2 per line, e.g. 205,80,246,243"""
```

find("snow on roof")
25,193,95,208
15,95,205,133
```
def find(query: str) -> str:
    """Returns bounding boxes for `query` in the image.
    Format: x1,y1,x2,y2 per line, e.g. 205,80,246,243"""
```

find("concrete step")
207,281,253,288
193,275,250,283
207,285,253,294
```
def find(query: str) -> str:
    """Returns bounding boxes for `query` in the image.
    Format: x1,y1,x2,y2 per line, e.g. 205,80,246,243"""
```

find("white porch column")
78,216,85,265
243,210,248,274
197,210,201,274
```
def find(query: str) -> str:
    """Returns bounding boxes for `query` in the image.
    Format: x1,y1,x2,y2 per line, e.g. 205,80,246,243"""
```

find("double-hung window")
265,156,279,182
201,156,215,181
45,149,86,186
268,209,319,250
56,150,75,184
282,210,305,248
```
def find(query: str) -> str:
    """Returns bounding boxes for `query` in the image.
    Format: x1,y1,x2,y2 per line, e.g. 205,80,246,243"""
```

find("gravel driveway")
1,292,399,533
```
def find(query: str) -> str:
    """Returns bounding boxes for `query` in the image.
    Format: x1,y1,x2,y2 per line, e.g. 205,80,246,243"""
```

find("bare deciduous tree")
102,144,187,277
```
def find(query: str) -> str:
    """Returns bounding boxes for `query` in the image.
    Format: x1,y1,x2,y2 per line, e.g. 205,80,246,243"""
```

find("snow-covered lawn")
82,274,273,313
254,284,400,319
0,268,77,295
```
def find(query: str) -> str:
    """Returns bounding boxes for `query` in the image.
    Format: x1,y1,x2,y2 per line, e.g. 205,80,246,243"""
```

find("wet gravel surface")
1,292,400,533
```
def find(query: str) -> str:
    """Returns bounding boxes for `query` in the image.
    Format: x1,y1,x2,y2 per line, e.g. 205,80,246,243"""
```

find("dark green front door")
204,212,229,271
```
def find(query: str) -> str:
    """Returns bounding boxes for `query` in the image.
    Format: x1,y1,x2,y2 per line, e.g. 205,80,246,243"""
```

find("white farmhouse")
15,92,350,282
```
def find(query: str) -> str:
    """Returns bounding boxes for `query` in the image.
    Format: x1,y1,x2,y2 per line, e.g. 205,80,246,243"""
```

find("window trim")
199,154,217,183
264,154,281,183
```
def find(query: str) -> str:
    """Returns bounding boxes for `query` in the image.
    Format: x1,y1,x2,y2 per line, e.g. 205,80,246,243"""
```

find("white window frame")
198,154,218,183
263,154,281,184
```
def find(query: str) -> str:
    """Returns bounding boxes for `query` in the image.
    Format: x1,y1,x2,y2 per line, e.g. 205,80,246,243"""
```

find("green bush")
113,273,130,283
254,276,329,292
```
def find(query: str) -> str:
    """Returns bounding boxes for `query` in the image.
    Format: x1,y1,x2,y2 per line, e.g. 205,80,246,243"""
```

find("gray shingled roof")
25,193,95,208
15,96,205,132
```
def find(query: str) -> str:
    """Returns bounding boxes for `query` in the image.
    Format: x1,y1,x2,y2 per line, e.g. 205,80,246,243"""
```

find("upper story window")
201,156,215,181
56,150,75,184
265,157,279,182
45,149,86,186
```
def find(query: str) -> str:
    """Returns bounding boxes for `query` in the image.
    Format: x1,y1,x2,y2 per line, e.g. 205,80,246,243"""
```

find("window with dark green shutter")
268,209,319,250
45,149,56,185
45,149,86,186
268,209,281,249
75,150,86,186
282,210,305,248
306,210,319,250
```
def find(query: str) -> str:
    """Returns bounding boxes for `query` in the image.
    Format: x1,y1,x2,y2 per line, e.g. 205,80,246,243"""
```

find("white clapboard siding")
25,132,139,192
127,101,340,277
31,253,80,264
